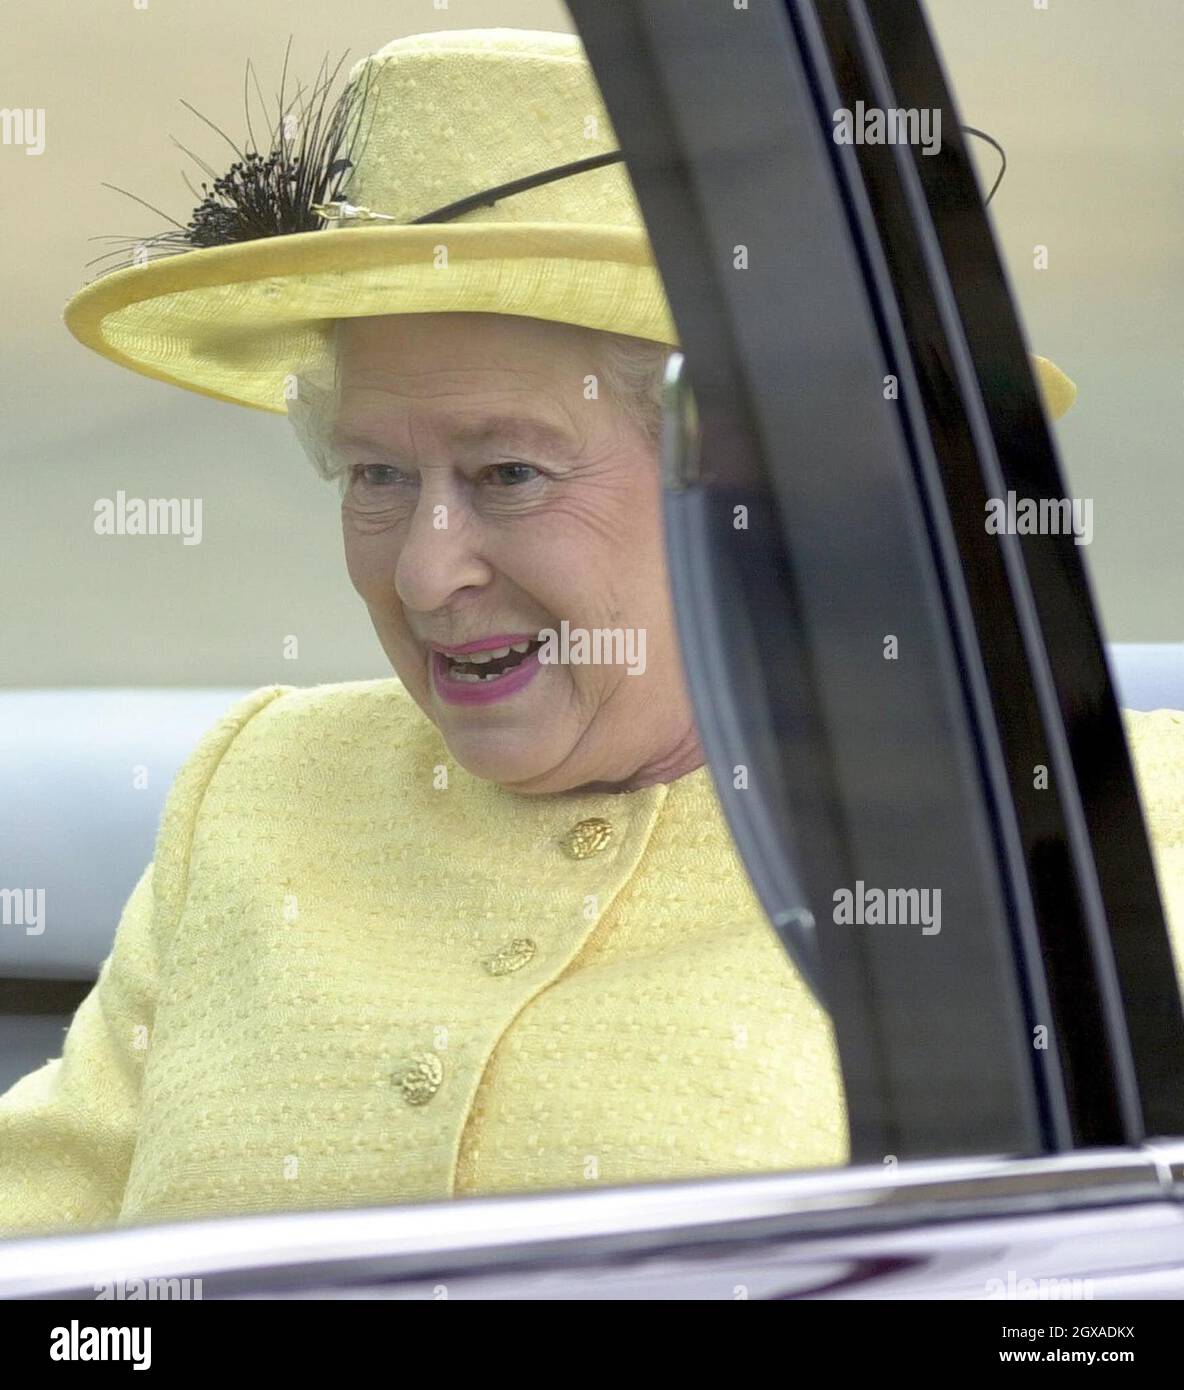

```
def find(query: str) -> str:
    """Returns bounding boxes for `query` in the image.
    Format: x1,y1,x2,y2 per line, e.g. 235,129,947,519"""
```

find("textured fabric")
60,26,1077,423
1124,709,1184,941
61,29,676,414
2,683,1180,1237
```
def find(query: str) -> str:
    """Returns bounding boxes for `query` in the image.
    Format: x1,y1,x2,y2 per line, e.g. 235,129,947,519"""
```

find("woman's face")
335,311,702,795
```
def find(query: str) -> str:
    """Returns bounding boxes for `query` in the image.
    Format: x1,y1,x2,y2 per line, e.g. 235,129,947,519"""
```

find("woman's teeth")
446,639,540,681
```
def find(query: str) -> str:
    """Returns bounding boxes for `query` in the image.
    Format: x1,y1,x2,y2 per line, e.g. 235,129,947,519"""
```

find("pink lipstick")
430,633,545,707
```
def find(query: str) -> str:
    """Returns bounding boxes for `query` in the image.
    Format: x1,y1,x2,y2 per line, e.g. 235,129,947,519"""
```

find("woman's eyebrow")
331,414,581,456
451,416,581,453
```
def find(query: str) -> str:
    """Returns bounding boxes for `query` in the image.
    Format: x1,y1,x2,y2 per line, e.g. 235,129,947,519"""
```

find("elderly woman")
1,28,1180,1236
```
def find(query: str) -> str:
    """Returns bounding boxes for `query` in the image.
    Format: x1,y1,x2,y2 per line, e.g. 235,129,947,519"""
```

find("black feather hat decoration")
83,35,1010,286
85,38,379,279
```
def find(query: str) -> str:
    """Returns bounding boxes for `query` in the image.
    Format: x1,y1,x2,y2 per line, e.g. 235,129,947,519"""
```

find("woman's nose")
394,494,491,613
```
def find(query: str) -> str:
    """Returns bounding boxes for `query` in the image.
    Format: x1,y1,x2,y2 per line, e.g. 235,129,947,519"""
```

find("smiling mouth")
440,638,545,683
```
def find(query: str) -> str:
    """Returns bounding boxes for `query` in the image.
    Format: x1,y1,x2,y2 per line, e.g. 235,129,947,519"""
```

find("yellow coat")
1,681,1182,1236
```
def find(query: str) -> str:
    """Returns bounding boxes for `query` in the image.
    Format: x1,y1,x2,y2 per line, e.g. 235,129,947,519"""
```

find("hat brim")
64,223,676,414
63,222,1076,421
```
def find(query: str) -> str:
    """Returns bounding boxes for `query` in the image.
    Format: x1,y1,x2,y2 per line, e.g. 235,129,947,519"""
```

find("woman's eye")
486,463,541,487
351,463,405,488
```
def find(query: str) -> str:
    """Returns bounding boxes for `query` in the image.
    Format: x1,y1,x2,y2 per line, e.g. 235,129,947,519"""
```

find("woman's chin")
442,726,570,791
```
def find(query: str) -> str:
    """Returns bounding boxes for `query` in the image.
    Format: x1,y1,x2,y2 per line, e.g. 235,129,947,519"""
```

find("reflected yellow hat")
62,28,1076,421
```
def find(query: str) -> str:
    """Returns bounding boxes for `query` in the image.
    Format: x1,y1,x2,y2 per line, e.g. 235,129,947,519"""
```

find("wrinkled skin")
335,311,703,795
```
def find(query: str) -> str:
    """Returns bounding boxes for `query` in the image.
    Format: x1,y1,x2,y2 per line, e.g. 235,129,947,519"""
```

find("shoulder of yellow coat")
150,678,429,928
227,676,433,761
1121,708,1184,991
1122,707,1184,849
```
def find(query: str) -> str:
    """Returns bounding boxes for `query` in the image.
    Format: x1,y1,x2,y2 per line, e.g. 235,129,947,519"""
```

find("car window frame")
2,1143,1183,1298
567,0,1184,1159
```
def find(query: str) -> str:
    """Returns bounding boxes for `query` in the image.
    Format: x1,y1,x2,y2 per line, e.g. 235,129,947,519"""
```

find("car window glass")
925,0,1184,998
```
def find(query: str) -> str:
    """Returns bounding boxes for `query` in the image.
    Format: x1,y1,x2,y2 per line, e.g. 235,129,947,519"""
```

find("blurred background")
0,0,1180,688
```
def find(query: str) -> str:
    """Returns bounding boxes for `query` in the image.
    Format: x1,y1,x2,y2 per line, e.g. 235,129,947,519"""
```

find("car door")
569,0,1184,1161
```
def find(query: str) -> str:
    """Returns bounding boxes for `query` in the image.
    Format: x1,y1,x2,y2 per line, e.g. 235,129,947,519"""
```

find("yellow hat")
62,28,1076,422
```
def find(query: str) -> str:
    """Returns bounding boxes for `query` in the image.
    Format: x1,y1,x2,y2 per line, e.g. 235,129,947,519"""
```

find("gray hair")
287,322,674,492
593,331,675,447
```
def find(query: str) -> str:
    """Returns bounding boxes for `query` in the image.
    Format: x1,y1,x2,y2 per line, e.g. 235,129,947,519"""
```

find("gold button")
481,937,538,976
395,1051,443,1105
561,817,614,860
